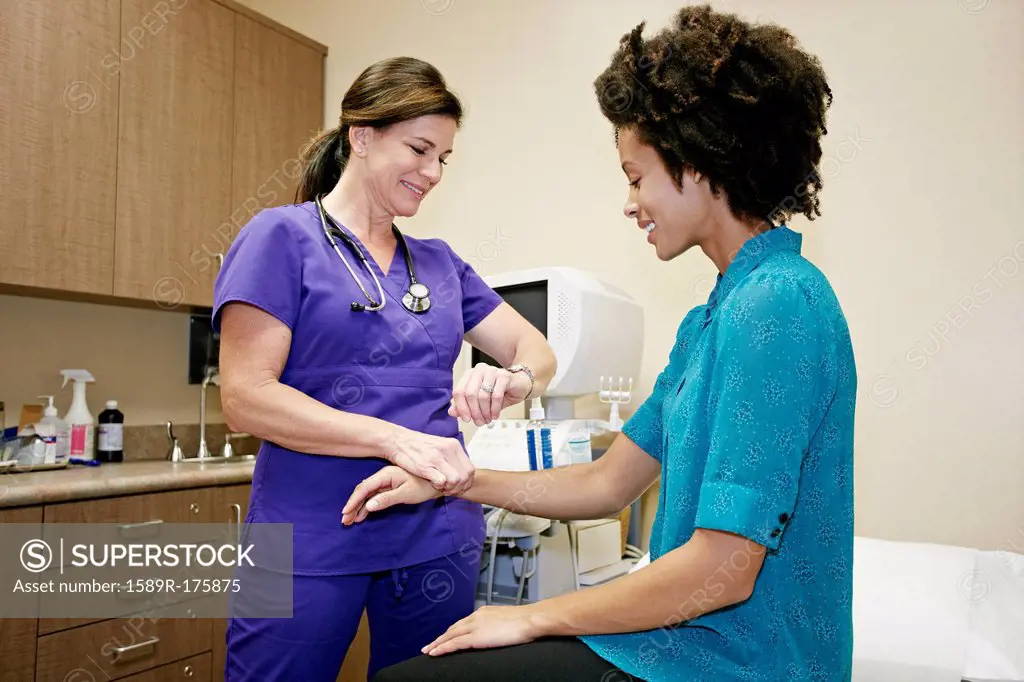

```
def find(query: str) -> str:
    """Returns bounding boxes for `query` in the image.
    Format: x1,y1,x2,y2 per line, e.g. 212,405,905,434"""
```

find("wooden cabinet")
338,612,371,682
37,487,226,635
0,480,376,682
112,0,235,308
0,507,43,681
231,12,326,222
35,604,214,682
0,0,121,296
0,483,249,682
210,483,251,679
114,653,212,682
0,0,327,308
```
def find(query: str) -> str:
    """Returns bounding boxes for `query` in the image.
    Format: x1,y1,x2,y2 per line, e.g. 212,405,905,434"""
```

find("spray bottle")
61,370,96,460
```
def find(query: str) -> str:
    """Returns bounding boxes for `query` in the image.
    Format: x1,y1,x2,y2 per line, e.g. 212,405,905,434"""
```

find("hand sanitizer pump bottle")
61,370,96,460
38,395,70,465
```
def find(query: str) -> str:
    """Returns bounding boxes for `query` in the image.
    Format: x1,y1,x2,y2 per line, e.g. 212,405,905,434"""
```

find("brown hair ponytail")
294,126,345,203
294,57,464,204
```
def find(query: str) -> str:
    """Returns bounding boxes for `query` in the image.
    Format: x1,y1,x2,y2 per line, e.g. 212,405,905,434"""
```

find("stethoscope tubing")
315,195,429,313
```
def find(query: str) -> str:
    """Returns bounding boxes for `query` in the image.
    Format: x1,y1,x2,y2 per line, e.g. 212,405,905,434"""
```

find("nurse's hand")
341,465,440,525
449,363,530,426
384,429,475,495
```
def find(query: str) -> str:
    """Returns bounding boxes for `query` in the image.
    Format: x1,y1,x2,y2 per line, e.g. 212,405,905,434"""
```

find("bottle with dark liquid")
97,400,124,462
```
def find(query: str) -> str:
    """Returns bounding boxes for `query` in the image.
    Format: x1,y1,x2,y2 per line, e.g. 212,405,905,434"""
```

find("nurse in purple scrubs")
212,56,557,681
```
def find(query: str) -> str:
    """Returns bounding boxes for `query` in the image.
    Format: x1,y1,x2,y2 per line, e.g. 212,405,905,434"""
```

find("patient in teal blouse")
362,5,857,682
580,224,857,681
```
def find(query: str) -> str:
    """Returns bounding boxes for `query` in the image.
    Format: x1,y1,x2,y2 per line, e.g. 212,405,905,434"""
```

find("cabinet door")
112,0,234,308
0,506,42,682
211,483,251,680
230,13,324,237
0,0,120,294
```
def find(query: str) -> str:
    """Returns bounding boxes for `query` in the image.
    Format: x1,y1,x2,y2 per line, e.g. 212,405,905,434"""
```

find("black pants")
371,637,644,681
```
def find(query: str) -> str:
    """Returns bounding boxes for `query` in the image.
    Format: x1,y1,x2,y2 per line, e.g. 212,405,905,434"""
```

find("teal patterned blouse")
580,226,857,681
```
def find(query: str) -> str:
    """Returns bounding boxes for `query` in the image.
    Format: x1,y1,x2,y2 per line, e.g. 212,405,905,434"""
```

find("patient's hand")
341,466,440,525
421,605,548,656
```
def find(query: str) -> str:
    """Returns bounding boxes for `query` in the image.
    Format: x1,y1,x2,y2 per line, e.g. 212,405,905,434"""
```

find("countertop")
0,459,256,509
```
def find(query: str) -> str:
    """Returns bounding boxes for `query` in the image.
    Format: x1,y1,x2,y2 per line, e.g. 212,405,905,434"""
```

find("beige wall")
0,294,222,427
3,0,1021,551
232,0,1024,552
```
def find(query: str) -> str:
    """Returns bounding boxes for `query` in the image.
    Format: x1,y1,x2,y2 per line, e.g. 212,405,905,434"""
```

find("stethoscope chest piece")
403,282,431,314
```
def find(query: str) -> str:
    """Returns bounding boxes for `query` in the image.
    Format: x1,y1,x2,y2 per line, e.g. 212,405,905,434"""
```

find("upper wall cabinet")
0,0,121,296
113,0,235,309
231,13,325,230
0,0,327,309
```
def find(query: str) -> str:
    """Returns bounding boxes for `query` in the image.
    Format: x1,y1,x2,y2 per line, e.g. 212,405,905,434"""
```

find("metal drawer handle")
117,519,163,531
113,582,148,600
110,635,159,664
190,502,200,514
230,503,241,544
117,519,164,540
184,664,194,677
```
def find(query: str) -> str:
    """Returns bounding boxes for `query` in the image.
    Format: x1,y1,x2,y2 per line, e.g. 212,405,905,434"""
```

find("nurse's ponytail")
294,125,346,204
294,57,464,204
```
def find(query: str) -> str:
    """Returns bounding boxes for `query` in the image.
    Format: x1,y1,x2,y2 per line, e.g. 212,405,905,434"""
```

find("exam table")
630,537,1023,682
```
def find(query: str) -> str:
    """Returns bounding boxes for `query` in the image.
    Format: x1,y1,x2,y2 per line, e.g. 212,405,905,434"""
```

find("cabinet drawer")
39,488,223,635
36,599,214,682
119,652,211,682
44,488,222,524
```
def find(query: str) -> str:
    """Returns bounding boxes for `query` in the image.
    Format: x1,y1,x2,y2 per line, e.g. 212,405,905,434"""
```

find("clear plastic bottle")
61,369,96,460
37,395,70,465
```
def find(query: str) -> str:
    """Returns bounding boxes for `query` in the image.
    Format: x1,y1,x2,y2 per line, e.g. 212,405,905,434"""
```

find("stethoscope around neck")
315,194,431,314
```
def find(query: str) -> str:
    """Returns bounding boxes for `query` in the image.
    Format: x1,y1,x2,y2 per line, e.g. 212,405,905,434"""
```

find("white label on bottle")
98,424,123,451
56,430,70,462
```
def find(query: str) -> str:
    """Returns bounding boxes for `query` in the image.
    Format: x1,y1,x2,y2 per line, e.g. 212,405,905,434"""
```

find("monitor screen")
470,280,547,367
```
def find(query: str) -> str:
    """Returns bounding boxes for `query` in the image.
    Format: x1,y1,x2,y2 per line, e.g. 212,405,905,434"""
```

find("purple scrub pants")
224,549,480,681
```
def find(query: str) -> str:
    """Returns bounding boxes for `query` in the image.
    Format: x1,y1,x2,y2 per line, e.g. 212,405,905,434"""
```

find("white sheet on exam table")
629,539,1024,682
850,536,977,682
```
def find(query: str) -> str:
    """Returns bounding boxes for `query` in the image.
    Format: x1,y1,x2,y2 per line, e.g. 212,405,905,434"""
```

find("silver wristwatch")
506,363,535,400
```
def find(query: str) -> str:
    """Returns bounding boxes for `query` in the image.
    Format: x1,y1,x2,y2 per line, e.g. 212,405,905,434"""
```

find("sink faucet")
197,366,219,459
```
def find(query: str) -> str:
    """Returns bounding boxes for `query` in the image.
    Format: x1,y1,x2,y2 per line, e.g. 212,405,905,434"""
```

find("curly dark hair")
594,4,833,224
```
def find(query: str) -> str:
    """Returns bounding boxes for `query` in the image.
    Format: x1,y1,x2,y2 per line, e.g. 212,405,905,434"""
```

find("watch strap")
507,363,535,400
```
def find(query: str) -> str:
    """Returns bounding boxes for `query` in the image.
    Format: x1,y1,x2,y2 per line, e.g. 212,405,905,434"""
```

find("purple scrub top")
212,202,503,576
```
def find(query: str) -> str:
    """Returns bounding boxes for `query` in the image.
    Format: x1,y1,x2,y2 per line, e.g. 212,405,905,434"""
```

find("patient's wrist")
523,602,564,638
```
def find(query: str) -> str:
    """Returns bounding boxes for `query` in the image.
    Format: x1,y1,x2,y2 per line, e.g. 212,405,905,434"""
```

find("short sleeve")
694,285,833,550
212,209,304,333
445,244,503,333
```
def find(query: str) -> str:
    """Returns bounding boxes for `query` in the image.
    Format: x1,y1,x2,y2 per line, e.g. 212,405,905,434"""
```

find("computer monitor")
470,267,644,419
